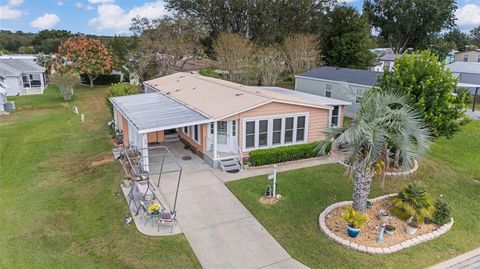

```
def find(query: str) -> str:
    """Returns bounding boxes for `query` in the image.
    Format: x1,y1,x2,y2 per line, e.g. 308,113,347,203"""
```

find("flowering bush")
148,203,160,213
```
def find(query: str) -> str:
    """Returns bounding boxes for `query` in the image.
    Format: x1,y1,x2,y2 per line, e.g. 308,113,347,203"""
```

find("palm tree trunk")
352,167,373,213
394,148,400,168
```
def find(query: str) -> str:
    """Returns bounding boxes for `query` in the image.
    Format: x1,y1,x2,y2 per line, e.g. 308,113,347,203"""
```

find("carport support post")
213,122,218,160
473,87,479,112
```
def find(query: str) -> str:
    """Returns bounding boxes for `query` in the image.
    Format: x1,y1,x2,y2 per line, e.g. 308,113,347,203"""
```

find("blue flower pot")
347,226,361,238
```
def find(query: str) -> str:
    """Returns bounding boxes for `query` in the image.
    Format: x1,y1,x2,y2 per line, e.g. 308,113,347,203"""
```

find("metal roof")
258,86,351,106
0,59,45,73
110,92,211,133
0,62,21,76
297,66,381,87
446,62,480,75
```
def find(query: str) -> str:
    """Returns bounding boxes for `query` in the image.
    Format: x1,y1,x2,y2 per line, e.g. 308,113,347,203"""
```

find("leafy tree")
283,34,318,78
363,0,456,53
443,28,470,52
470,26,480,48
378,51,466,138
254,45,285,86
0,30,34,52
166,0,332,47
319,6,375,69
58,36,112,88
50,56,80,102
127,15,204,82
213,32,254,83
105,83,138,116
318,89,431,213
18,46,35,54
108,35,138,69
31,29,72,54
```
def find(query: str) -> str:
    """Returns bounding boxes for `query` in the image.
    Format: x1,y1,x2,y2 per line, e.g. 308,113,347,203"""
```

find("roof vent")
166,92,171,95
176,89,180,92
193,87,196,90
235,93,243,96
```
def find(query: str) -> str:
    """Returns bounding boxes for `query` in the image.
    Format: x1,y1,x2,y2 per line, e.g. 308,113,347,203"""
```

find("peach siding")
147,131,164,144
223,102,345,157
179,125,205,153
121,115,129,147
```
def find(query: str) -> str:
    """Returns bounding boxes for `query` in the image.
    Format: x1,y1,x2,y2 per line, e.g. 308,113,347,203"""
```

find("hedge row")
80,74,121,85
248,141,331,167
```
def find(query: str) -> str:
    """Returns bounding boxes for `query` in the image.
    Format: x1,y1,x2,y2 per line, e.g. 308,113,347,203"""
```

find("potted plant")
405,221,418,235
343,206,368,238
379,209,389,223
391,181,436,235
385,225,396,235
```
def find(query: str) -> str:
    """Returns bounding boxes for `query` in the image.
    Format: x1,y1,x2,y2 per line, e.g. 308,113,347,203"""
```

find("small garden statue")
377,222,386,243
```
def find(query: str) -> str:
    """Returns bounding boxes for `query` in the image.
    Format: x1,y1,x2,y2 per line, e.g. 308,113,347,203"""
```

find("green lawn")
227,121,480,269
0,85,200,269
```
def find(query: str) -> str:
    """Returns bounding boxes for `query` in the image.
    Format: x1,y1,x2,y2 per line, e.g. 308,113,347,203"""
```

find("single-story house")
295,66,381,117
370,48,401,72
454,49,480,63
111,72,350,172
446,62,480,106
0,58,47,96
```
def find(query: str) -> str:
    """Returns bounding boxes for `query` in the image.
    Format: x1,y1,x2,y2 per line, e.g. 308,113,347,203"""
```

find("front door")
217,121,228,152
229,120,238,153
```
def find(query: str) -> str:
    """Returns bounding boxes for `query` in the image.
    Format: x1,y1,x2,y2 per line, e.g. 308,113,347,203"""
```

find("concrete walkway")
151,143,331,269
428,248,480,269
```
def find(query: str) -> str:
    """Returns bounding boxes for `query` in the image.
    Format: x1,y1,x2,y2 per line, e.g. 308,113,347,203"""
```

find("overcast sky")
0,0,479,36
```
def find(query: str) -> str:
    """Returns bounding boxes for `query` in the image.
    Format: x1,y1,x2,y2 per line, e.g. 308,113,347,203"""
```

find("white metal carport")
110,92,212,171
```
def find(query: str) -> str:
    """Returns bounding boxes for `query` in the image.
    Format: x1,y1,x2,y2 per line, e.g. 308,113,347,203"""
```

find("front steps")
218,156,241,173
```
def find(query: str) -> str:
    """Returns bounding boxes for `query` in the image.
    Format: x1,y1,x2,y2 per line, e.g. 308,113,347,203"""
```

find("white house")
0,75,8,114
371,48,401,72
0,58,47,96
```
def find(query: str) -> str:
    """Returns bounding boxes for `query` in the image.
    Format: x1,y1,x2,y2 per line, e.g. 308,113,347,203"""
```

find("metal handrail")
235,141,244,170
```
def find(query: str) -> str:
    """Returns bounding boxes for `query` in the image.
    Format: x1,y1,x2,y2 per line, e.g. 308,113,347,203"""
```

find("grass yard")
227,121,480,269
0,85,201,268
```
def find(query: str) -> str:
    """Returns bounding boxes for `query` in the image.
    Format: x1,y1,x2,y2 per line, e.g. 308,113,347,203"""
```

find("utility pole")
473,87,479,112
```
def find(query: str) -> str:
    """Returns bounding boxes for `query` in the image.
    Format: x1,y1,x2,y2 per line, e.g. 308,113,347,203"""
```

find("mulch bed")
325,199,439,247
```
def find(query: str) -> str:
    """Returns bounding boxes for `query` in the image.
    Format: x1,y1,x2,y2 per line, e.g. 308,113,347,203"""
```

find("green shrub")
426,199,452,225
248,141,331,166
105,83,138,116
390,181,436,223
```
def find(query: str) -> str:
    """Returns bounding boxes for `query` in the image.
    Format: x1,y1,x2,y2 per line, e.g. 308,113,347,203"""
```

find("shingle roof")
0,62,21,76
110,92,210,133
0,59,45,73
297,66,381,87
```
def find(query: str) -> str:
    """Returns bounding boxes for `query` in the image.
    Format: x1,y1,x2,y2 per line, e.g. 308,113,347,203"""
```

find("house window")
325,84,332,98
284,117,294,143
331,106,339,127
272,118,282,145
245,121,255,148
183,126,189,135
463,54,469,62
22,75,30,88
193,125,199,143
232,121,236,136
296,116,306,142
29,74,41,87
259,120,268,147
356,88,365,103
210,123,214,134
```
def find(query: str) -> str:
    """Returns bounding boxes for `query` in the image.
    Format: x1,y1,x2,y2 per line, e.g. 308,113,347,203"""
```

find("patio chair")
139,201,162,230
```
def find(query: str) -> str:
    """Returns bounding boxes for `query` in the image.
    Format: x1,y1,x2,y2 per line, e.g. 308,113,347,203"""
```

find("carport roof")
110,92,211,133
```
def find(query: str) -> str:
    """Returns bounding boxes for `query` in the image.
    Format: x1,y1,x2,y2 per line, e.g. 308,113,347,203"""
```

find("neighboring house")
0,58,47,96
445,50,459,65
454,49,480,63
110,72,349,172
0,54,38,62
295,66,381,117
446,62,480,105
371,48,400,72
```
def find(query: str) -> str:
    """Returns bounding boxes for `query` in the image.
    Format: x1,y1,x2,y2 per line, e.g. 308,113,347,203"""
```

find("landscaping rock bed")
318,194,454,254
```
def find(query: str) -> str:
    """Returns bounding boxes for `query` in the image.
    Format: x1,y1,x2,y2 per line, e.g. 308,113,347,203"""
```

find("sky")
0,0,479,36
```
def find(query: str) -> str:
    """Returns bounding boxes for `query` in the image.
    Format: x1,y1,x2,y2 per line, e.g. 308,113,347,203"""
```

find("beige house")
454,49,480,63
111,72,349,172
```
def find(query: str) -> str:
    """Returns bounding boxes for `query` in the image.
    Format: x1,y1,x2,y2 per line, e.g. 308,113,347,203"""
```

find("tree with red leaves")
57,36,111,87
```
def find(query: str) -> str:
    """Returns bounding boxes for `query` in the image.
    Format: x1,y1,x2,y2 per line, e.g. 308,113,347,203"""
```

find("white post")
213,122,218,160
80,113,85,123
272,164,277,197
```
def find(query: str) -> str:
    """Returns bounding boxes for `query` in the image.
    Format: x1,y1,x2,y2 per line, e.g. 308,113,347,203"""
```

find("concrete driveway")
154,143,309,269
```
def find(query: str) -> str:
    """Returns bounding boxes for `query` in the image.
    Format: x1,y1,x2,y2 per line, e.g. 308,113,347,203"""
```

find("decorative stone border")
318,194,454,254
338,160,419,177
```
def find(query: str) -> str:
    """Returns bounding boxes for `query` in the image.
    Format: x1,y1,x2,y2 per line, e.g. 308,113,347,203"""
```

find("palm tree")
319,89,431,213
